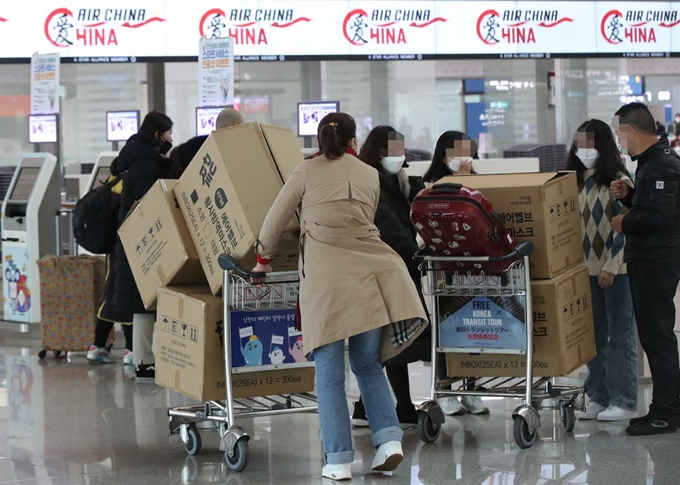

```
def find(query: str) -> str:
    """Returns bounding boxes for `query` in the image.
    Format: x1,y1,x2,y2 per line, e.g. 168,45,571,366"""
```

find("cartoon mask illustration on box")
269,346,286,365
242,335,263,366
290,337,307,363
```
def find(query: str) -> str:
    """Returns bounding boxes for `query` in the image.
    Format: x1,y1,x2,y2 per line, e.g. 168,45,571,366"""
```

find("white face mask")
675,117,680,123
576,148,599,169
381,155,405,174
445,157,471,172
615,135,628,155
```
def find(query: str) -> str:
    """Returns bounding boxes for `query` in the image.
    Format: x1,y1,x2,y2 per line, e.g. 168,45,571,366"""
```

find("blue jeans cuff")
325,450,354,465
371,426,403,448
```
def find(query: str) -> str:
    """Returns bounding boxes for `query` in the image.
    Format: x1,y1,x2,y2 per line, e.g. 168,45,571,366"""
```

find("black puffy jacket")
621,140,680,263
112,135,174,313
375,170,425,282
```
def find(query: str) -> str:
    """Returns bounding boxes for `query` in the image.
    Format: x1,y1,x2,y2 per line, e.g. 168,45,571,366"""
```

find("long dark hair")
318,112,356,160
565,119,630,186
137,110,173,147
423,131,479,183
358,125,401,170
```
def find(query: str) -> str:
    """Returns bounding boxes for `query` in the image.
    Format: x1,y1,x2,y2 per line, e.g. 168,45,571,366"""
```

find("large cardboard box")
174,122,300,295
440,172,583,279
446,265,595,378
260,123,305,182
118,180,206,309
155,286,315,402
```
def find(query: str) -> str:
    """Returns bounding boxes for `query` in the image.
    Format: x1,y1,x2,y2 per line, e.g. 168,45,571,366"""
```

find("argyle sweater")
579,169,632,276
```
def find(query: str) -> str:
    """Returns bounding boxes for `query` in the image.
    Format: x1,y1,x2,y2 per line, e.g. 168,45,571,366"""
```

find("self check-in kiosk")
2,153,60,324
87,152,118,192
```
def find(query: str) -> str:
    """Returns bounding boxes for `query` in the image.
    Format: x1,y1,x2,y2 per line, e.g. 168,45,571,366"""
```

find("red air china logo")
476,9,572,44
342,8,446,46
601,9,680,44
44,8,165,48
199,8,310,45
0,16,7,24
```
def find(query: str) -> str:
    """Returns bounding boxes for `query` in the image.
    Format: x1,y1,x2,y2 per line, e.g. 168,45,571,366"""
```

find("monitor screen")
196,107,225,136
10,167,41,201
94,166,111,186
28,115,58,144
106,111,140,142
297,101,340,137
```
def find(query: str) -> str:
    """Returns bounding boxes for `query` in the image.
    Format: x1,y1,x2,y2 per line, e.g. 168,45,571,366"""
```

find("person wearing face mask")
673,113,680,139
112,110,174,379
348,125,431,429
423,131,477,184
610,102,680,436
565,119,638,423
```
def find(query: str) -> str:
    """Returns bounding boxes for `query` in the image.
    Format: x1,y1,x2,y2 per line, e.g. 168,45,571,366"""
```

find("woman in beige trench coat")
252,113,427,481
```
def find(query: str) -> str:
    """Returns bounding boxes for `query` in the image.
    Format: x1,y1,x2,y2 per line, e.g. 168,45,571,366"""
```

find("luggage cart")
414,242,585,449
166,254,318,472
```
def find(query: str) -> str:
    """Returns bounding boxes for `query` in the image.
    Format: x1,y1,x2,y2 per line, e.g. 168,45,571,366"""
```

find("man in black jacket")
610,102,680,436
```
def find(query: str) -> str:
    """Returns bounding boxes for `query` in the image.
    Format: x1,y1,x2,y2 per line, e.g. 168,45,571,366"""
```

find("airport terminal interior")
5,2,680,484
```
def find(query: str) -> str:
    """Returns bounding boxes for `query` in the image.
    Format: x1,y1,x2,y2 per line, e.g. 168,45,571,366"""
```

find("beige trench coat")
258,153,428,362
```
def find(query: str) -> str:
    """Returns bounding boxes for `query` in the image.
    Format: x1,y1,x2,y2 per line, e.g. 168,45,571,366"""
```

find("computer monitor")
28,114,58,144
196,106,225,136
9,167,41,201
106,110,140,142
297,101,340,137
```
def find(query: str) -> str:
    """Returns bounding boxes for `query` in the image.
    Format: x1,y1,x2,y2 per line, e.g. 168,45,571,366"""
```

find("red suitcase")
410,182,517,274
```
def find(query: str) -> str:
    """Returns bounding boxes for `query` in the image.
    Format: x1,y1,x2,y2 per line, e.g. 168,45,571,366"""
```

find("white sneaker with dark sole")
322,463,352,481
371,440,403,472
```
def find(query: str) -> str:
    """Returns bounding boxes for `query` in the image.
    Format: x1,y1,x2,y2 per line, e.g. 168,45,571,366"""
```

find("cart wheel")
184,426,202,456
418,411,441,444
38,350,47,359
513,416,537,449
225,439,249,472
53,351,63,358
562,403,576,433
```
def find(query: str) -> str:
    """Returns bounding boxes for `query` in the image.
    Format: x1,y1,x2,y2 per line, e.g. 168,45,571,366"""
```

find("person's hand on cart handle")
251,262,272,285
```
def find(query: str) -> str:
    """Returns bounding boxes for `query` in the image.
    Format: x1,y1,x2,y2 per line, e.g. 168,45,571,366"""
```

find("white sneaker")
577,401,606,420
462,396,490,415
597,406,638,422
86,345,116,364
322,463,352,481
123,350,134,366
437,396,466,416
371,440,403,472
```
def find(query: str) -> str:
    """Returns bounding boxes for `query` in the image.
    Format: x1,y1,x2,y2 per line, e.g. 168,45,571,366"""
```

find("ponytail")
317,112,357,161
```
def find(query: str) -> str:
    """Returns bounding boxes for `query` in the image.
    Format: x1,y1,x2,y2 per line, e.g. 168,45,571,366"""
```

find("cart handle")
413,241,534,263
218,254,267,279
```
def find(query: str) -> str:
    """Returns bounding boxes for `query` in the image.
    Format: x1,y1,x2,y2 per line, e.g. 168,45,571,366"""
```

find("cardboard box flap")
260,124,305,183
439,171,573,189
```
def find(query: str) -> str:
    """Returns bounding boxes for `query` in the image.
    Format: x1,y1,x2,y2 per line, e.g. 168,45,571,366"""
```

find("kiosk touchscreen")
196,107,225,136
87,152,118,192
1,153,60,324
297,101,339,137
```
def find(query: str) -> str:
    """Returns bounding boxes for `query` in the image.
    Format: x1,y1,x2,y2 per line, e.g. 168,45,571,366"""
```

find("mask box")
439,171,583,279
155,286,315,401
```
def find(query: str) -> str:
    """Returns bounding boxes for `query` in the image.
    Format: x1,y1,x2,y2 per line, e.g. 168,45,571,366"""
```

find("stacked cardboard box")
120,122,313,400
438,172,595,377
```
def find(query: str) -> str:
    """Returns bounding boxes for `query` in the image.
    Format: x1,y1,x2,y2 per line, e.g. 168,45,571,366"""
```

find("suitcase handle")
430,183,463,193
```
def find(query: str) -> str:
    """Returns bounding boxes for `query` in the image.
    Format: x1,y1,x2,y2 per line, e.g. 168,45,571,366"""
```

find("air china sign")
42,6,166,57
597,5,680,53
342,8,446,47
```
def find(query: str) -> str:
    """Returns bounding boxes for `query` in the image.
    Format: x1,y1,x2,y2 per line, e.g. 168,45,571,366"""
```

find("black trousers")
628,261,680,416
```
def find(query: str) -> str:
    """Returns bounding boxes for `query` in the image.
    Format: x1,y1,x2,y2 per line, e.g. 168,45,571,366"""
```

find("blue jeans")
585,274,638,411
314,328,403,465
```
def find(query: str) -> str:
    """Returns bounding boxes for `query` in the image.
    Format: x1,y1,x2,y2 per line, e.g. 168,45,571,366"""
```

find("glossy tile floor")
0,327,678,485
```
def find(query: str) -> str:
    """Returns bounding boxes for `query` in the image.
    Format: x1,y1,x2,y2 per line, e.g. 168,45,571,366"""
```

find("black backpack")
72,173,124,254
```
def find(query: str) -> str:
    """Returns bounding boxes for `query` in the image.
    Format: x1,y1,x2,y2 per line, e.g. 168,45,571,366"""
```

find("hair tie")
328,122,338,131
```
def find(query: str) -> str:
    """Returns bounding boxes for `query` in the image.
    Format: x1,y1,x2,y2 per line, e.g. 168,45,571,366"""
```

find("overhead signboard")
1,1,680,62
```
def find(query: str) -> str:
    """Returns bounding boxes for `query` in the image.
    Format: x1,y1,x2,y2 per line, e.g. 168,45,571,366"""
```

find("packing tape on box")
156,265,166,283
178,296,185,320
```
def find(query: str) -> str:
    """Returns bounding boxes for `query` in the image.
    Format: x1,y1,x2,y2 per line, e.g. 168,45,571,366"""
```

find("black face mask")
159,140,173,155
